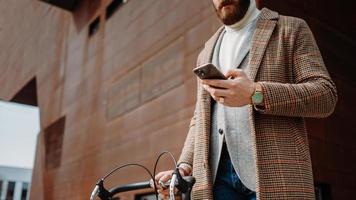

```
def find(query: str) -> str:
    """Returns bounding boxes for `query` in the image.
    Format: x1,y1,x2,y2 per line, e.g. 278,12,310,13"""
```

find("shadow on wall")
72,0,101,32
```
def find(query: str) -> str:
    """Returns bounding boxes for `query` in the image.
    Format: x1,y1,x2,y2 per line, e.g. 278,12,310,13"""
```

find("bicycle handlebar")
89,158,196,200
107,176,196,200
109,181,151,195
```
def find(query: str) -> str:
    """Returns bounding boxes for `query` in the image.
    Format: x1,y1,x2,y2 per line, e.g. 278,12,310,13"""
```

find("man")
153,0,337,199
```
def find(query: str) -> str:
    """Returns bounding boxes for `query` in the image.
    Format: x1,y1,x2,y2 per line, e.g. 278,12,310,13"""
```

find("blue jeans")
213,144,256,200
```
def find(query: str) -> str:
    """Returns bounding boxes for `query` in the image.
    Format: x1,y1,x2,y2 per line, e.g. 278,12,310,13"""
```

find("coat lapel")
248,8,279,198
249,8,279,80
193,28,225,196
204,27,225,64
200,27,225,102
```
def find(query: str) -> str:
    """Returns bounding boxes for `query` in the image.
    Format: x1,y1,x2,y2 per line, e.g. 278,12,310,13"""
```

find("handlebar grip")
182,191,192,200
180,176,195,200
163,176,196,188
182,176,195,185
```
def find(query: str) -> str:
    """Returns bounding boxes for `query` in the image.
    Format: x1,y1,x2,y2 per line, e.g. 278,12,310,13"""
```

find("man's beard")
214,0,251,25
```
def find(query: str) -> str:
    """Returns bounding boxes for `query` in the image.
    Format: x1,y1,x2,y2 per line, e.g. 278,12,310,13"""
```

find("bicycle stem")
169,173,178,200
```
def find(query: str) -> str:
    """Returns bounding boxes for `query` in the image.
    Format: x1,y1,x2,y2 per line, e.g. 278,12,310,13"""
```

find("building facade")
0,0,355,199
0,166,31,200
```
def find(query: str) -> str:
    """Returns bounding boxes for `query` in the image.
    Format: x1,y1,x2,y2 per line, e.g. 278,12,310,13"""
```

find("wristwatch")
251,83,264,105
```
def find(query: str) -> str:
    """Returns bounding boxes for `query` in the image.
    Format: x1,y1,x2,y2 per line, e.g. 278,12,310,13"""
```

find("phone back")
193,63,226,80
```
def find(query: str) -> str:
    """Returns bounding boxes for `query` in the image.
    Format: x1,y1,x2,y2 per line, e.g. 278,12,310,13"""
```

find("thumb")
225,69,244,79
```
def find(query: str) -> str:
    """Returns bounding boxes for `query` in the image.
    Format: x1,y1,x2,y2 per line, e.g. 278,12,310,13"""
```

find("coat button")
218,129,224,135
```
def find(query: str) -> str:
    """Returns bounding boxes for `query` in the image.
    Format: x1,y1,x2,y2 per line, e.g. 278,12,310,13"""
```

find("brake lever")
169,174,178,200
89,179,111,200
173,168,196,200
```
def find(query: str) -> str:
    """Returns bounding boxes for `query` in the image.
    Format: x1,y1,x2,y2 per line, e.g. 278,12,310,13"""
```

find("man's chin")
220,14,238,25
219,8,238,24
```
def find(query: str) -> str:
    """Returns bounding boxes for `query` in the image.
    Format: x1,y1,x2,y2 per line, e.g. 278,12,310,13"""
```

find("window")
106,0,126,19
6,181,16,200
0,180,2,198
44,116,66,170
21,182,29,200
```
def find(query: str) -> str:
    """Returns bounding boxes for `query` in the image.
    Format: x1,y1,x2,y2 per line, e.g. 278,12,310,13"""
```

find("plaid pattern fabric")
178,8,337,200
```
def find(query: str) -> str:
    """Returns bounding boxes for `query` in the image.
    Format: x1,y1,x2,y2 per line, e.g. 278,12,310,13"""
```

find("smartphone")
193,63,227,80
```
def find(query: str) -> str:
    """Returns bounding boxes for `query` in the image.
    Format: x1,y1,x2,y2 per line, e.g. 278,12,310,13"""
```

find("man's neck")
225,2,260,32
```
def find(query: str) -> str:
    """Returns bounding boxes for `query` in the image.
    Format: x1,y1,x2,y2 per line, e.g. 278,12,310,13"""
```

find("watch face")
252,92,263,104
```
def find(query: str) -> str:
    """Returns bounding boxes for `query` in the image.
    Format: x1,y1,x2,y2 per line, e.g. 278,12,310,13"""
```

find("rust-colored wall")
0,0,355,199
0,0,220,199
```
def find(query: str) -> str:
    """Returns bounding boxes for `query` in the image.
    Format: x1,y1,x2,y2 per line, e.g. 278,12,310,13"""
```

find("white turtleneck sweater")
218,2,260,74
210,2,261,190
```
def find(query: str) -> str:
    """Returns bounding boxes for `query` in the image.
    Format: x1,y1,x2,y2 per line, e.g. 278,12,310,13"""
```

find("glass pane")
0,180,3,198
6,181,16,200
21,182,29,200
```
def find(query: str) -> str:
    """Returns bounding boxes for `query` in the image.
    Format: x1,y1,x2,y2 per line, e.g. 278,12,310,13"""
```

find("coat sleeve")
177,107,196,166
178,78,201,166
177,50,205,166
258,19,338,118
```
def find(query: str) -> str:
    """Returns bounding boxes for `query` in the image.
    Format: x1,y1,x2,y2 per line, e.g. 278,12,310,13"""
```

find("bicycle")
90,151,196,200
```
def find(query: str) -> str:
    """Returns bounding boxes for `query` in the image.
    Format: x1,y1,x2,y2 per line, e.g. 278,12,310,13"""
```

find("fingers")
155,171,172,183
149,178,166,190
152,170,184,200
158,188,180,200
225,69,245,79
160,172,173,183
152,170,173,191
152,170,175,200
158,188,169,196
159,193,168,200
203,84,218,101
201,79,230,89
203,84,231,99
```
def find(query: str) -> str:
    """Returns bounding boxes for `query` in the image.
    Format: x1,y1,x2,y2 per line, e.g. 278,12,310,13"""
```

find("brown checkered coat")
178,8,337,199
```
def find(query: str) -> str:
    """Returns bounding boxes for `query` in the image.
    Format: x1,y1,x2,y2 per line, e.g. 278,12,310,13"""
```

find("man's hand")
202,69,255,107
150,167,190,200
